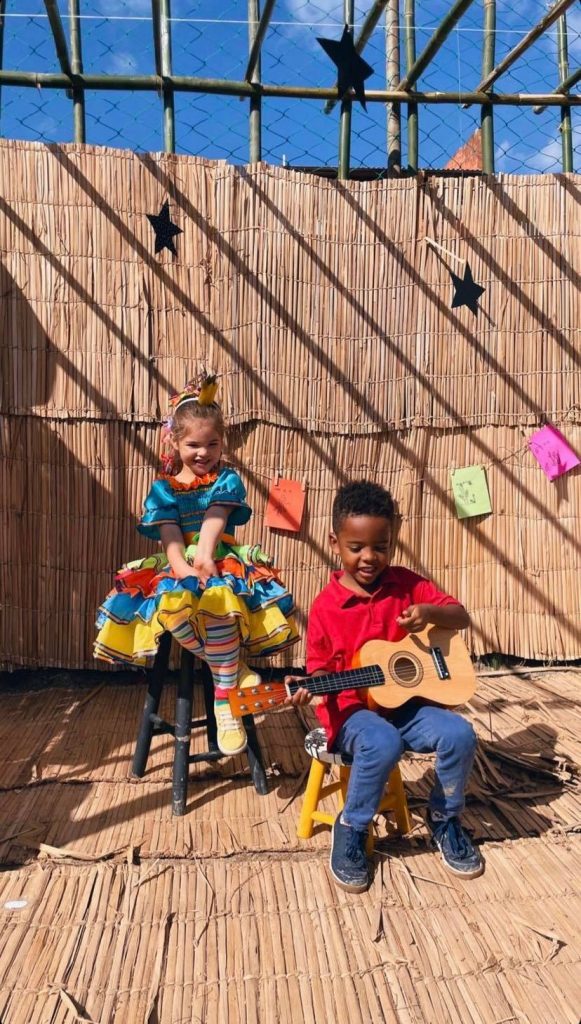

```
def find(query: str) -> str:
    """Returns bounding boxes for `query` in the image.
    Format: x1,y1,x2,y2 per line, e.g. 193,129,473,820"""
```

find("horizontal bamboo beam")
245,0,276,82
467,0,577,104
397,0,475,91
533,64,581,114
1,72,581,106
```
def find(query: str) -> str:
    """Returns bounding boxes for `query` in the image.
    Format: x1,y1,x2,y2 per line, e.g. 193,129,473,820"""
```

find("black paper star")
450,262,485,316
146,201,183,255
317,24,374,111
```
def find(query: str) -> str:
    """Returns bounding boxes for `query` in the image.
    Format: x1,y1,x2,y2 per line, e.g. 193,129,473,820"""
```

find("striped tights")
202,618,240,698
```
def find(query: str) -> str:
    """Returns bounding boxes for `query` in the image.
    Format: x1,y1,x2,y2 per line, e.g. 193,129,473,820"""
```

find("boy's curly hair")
332,480,395,533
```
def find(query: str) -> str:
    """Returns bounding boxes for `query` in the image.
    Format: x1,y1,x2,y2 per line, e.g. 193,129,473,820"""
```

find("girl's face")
172,420,223,478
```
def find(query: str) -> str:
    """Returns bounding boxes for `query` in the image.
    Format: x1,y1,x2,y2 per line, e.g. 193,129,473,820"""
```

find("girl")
95,375,299,756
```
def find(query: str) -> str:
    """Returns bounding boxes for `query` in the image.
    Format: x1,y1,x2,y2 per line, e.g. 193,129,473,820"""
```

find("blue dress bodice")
137,466,252,541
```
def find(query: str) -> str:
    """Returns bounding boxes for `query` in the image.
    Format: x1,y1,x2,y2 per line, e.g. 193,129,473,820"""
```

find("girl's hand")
283,676,314,706
192,554,218,587
396,603,430,633
173,558,197,581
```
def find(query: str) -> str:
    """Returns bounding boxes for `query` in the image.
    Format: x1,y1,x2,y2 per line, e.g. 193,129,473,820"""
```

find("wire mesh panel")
0,1,579,171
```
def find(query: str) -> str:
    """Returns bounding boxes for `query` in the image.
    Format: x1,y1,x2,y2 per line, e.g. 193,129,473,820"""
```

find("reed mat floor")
0,668,578,1023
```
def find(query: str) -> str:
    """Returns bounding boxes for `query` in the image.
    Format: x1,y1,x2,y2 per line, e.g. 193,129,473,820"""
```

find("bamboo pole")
323,0,388,115
386,0,401,169
557,14,573,172
338,0,354,180
481,0,495,173
0,71,579,106
69,0,85,144
43,0,73,78
159,0,175,153
533,64,581,115
248,0,262,164
245,0,276,83
467,0,578,105
404,0,418,171
152,0,162,80
397,0,475,91
0,0,5,133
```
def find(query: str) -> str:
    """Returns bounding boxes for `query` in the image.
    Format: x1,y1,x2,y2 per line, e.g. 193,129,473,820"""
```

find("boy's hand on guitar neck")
395,603,431,633
283,675,315,706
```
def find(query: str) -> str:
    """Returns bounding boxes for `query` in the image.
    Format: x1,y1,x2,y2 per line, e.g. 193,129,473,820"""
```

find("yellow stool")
297,728,412,852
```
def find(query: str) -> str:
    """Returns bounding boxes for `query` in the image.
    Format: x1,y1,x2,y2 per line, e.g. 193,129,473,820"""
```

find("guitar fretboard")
288,665,383,697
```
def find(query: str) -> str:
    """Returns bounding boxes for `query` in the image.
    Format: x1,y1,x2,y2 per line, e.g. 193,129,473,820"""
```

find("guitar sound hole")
390,654,421,688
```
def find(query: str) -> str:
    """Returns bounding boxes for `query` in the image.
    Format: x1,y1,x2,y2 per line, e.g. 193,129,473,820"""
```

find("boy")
291,480,483,893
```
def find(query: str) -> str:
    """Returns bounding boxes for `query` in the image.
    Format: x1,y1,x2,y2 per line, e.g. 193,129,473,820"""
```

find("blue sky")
0,0,579,171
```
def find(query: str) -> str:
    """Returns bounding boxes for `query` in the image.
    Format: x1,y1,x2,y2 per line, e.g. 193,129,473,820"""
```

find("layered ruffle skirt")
94,536,299,665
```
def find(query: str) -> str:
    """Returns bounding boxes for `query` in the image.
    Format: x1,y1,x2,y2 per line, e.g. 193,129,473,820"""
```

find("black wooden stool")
131,631,269,814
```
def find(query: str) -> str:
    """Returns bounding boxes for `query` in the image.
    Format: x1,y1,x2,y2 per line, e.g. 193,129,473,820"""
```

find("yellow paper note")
451,466,492,519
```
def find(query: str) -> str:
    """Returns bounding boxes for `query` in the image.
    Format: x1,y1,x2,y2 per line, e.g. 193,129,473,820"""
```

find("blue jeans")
335,703,477,831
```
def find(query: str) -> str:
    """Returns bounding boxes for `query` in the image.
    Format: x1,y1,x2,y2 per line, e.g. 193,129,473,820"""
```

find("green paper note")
451,466,492,519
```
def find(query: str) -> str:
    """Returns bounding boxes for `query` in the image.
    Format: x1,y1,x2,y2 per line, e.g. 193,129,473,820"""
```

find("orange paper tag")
264,478,306,532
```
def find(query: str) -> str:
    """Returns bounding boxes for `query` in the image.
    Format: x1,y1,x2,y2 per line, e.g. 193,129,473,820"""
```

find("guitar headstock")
228,681,288,717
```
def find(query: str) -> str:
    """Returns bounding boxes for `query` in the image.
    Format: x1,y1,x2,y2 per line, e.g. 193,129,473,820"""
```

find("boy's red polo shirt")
305,567,462,748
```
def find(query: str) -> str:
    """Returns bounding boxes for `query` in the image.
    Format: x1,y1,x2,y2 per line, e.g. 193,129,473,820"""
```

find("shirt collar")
330,568,396,607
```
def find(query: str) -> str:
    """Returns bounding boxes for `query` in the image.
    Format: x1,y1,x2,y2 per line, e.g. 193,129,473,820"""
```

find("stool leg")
200,660,219,753
390,767,413,835
131,631,171,778
172,649,194,816
297,760,327,839
338,766,350,812
243,714,269,796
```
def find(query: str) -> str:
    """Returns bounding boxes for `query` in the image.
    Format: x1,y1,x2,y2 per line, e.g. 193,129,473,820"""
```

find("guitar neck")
287,665,383,697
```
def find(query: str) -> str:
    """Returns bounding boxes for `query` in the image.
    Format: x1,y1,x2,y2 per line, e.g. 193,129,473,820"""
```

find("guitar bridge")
430,646,450,680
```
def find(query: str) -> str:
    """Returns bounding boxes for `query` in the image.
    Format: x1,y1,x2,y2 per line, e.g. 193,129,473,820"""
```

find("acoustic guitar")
228,628,476,717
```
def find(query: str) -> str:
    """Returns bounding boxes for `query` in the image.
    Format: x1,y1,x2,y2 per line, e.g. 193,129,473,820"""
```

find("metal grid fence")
0,1,579,175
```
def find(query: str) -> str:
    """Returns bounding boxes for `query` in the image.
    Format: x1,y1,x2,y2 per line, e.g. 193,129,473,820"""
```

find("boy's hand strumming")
396,603,430,633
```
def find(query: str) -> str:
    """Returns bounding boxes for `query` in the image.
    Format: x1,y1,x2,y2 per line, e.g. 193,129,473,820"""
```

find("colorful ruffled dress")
94,466,299,665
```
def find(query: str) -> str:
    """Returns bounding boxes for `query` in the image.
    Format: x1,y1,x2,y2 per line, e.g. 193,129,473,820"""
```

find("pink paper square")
528,424,580,481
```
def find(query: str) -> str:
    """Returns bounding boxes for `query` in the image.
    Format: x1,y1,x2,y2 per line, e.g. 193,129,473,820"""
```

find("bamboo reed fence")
1,139,580,668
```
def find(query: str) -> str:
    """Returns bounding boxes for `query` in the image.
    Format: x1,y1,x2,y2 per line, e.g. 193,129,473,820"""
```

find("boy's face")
330,515,392,590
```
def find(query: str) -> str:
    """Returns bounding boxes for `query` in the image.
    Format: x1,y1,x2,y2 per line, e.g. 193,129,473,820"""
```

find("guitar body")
357,628,476,710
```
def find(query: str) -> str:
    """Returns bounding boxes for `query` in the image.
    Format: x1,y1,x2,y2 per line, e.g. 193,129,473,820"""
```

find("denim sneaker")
329,816,370,893
429,814,484,879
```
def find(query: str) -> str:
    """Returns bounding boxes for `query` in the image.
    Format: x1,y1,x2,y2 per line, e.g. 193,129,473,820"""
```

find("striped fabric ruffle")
94,537,299,666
